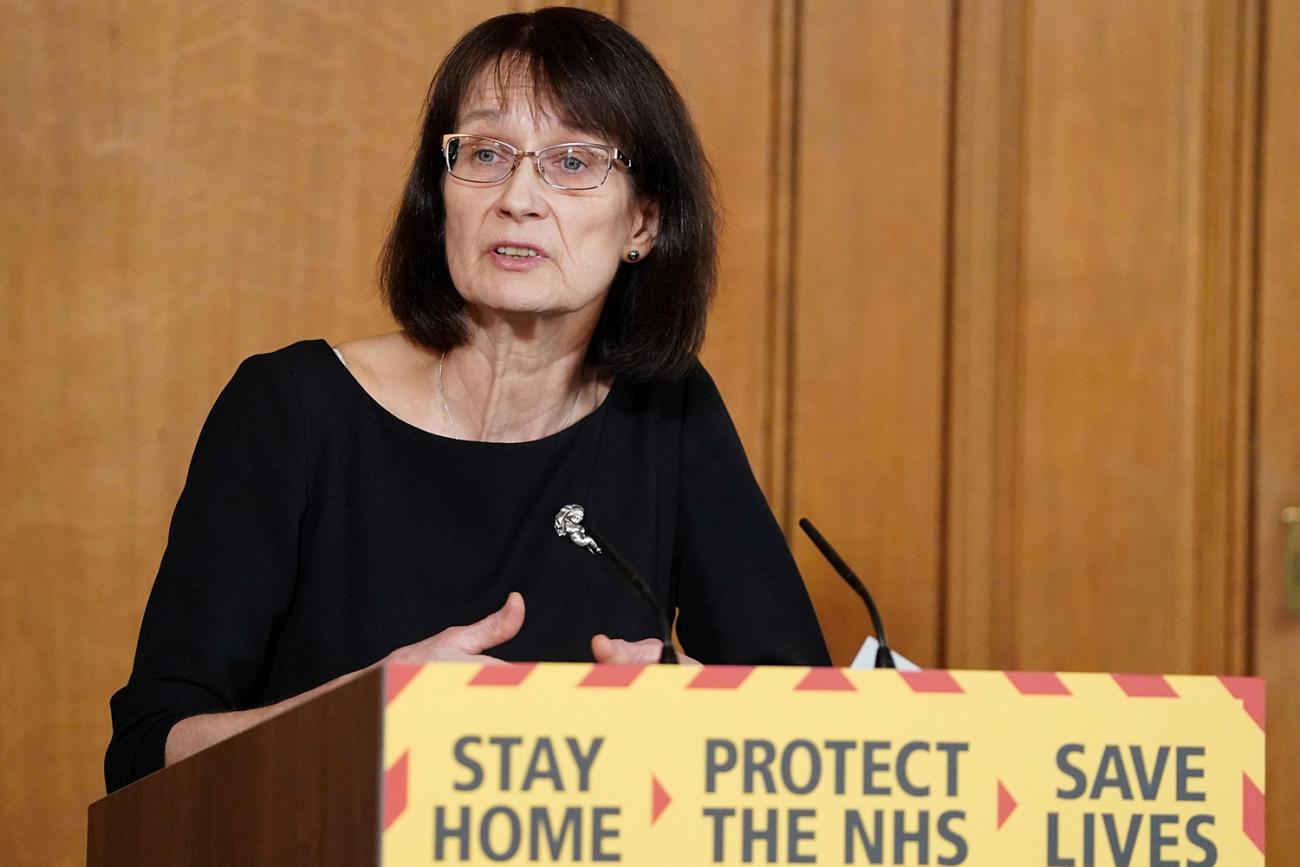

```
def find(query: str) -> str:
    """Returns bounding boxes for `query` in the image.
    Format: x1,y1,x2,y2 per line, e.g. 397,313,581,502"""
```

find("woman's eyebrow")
456,108,594,140
457,108,504,126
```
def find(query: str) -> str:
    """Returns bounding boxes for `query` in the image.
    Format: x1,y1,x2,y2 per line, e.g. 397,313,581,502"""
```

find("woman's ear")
627,197,660,257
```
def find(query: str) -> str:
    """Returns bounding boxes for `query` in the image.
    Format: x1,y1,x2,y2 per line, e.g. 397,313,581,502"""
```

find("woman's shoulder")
611,358,728,434
218,338,337,403
331,331,424,373
236,337,334,374
204,333,419,455
637,357,720,406
234,332,420,394
330,331,440,429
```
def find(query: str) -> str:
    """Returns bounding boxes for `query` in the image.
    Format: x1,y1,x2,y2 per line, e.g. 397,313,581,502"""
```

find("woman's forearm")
162,667,367,766
160,596,526,767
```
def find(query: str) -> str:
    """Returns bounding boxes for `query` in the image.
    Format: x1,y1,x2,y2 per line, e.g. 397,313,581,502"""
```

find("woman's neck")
438,314,599,443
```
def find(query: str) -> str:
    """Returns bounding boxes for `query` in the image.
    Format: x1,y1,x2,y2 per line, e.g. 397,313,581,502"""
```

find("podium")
89,664,1265,865
88,670,383,864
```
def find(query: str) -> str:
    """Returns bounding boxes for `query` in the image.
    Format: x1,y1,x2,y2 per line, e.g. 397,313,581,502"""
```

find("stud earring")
627,250,640,261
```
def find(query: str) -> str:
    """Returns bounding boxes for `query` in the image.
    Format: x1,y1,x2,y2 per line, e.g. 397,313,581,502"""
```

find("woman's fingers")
591,634,703,666
444,592,526,654
591,634,666,665
677,650,703,666
462,653,511,666
381,594,526,666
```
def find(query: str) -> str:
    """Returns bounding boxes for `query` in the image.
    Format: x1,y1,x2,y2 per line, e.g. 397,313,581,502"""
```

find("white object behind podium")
849,635,921,670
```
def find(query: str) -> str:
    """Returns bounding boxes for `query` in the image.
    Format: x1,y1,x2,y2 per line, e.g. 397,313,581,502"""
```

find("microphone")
554,505,678,664
798,517,895,669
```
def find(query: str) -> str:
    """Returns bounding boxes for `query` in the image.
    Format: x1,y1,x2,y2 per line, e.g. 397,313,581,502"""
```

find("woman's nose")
494,157,549,220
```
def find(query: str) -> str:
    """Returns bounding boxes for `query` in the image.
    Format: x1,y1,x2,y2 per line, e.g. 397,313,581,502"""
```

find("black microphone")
798,517,895,669
554,505,678,664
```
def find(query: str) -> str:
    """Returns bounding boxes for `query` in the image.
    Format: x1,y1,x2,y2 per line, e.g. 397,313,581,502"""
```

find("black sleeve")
104,353,307,792
672,365,831,666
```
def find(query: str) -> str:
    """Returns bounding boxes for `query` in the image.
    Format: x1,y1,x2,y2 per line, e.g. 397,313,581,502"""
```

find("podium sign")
380,664,1263,866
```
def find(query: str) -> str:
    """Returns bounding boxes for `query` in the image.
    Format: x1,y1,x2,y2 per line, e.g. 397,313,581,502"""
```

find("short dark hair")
379,7,718,382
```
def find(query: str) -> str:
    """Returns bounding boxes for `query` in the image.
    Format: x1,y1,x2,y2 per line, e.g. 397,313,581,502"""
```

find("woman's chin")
468,295,564,319
463,286,605,322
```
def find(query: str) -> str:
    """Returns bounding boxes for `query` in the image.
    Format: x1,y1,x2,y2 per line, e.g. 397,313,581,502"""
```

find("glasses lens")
537,145,612,190
446,136,515,183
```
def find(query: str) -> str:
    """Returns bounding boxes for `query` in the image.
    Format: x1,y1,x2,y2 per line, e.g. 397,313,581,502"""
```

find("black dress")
105,339,830,792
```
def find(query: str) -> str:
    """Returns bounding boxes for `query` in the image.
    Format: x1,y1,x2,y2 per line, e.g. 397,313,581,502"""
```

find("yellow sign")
380,664,1264,866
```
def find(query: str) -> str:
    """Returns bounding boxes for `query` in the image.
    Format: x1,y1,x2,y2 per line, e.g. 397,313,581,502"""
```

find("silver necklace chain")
437,353,587,439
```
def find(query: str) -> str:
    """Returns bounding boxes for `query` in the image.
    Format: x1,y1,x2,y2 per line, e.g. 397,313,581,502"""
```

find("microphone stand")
555,505,677,664
798,517,895,669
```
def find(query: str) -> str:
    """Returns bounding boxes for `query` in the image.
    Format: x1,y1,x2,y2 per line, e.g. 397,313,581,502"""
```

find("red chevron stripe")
1005,671,1071,695
1243,773,1265,853
1218,676,1266,730
794,668,857,691
901,670,963,693
688,666,755,689
469,663,537,686
382,751,409,831
1111,673,1178,698
579,664,645,687
384,663,422,705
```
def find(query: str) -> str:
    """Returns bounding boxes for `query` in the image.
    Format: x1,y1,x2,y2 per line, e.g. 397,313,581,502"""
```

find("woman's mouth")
494,245,541,259
489,244,548,270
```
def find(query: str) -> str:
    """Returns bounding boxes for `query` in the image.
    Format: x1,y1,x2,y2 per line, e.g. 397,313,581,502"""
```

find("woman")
106,7,829,794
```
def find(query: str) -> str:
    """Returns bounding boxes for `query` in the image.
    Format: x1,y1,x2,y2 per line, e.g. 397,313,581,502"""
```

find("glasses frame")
441,133,632,191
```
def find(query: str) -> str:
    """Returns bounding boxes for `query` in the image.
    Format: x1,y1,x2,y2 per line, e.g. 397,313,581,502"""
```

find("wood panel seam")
1242,0,1268,676
777,0,802,534
936,0,963,668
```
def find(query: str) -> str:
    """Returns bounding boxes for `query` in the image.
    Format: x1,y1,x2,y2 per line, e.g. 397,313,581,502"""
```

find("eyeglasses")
441,134,631,191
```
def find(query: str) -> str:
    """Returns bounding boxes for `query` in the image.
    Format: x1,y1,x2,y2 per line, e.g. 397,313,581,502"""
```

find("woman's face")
442,76,657,325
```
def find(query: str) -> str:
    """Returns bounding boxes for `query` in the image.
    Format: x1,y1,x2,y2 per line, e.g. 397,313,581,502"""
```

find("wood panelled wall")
2,2,1296,864
1256,2,1300,866
948,0,1259,675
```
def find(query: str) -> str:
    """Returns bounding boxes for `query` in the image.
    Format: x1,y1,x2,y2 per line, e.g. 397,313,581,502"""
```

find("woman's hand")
385,592,526,665
591,634,700,666
164,593,527,767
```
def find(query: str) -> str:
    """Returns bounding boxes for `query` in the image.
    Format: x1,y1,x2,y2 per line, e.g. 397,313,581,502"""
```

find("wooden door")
945,0,1256,675
1255,1,1300,859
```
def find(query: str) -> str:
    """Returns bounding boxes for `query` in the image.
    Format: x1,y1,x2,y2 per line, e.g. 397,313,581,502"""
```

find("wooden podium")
88,664,1265,866
88,670,384,865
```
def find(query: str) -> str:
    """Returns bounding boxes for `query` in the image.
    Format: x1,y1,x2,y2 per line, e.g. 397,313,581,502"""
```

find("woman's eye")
549,150,593,173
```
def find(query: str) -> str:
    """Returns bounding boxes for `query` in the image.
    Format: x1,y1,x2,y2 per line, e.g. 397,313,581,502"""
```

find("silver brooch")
554,504,601,554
